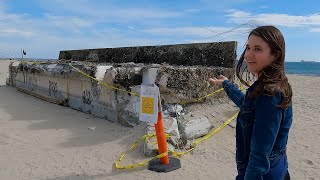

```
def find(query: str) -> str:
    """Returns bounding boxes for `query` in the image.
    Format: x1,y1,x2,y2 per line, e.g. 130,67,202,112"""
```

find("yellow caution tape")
115,134,171,170
115,112,239,170
166,81,245,105
68,63,140,96
169,112,238,157
190,112,238,148
166,88,224,105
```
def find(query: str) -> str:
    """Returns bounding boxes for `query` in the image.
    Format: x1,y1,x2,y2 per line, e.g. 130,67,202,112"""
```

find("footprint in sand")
308,177,315,180
305,159,314,165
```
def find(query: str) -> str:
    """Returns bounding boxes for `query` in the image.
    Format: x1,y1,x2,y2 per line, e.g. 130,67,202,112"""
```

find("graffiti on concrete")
91,80,101,99
82,90,93,104
26,75,38,90
49,81,58,97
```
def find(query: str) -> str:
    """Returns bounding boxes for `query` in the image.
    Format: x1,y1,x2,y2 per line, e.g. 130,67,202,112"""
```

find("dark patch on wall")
49,81,58,97
113,66,142,92
91,80,101,99
82,90,93,105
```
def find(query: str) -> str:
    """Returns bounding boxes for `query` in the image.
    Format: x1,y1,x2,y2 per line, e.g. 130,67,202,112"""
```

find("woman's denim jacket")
222,80,293,180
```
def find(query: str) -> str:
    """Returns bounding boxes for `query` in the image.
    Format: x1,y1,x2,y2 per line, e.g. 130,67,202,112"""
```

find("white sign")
139,85,159,123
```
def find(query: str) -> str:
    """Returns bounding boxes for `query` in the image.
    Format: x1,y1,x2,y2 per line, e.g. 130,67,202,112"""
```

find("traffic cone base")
148,157,181,172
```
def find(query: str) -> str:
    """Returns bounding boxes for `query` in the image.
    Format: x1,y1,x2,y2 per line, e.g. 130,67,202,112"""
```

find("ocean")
285,62,320,77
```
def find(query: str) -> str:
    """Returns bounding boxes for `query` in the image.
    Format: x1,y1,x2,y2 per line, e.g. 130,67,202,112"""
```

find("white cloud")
127,26,135,30
227,10,251,19
0,29,34,37
226,9,320,27
44,14,94,31
199,0,252,9
184,9,201,13
0,0,7,11
310,28,320,32
144,27,222,37
0,30,167,58
38,1,184,22
143,26,250,39
259,6,268,9
0,12,41,40
115,8,183,19
0,6,95,38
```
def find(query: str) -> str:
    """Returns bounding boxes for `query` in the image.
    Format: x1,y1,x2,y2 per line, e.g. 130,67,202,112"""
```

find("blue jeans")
236,154,288,180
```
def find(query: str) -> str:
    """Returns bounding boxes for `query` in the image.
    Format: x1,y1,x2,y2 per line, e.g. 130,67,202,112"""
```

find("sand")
0,60,319,180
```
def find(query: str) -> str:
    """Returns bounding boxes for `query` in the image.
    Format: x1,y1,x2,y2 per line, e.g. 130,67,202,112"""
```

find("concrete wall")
7,61,234,126
7,41,237,126
59,41,237,68
7,62,141,126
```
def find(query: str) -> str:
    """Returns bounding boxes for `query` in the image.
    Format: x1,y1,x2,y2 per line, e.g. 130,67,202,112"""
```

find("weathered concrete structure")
7,41,238,155
6,62,234,125
59,42,236,68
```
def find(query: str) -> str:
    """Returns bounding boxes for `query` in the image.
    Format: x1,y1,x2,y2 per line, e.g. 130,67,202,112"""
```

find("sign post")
140,83,181,172
140,85,159,123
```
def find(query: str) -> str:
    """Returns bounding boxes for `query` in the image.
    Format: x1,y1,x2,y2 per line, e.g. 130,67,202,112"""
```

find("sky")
0,0,320,62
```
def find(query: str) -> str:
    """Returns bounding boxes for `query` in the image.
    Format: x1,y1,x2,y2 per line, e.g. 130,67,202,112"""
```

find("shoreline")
287,73,320,77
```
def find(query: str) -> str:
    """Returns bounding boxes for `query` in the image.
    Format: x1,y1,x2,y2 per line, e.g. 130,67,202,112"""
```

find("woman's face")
244,35,275,74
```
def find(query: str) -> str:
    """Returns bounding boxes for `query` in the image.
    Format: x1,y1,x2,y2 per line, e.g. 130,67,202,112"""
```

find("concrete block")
166,104,183,116
180,116,212,140
164,117,180,147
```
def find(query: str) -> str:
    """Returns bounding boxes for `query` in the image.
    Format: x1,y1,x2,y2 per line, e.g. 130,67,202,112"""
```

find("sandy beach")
0,60,319,180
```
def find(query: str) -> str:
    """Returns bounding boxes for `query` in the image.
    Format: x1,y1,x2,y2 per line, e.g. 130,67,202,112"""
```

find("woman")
209,26,292,180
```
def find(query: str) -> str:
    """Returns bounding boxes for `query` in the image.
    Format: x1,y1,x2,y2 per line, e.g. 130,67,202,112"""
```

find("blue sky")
0,0,319,62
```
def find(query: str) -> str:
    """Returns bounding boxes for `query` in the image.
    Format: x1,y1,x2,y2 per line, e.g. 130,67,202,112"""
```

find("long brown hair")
236,25,292,109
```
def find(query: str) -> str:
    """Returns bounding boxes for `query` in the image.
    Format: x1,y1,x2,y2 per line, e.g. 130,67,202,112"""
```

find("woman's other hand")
208,75,228,85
